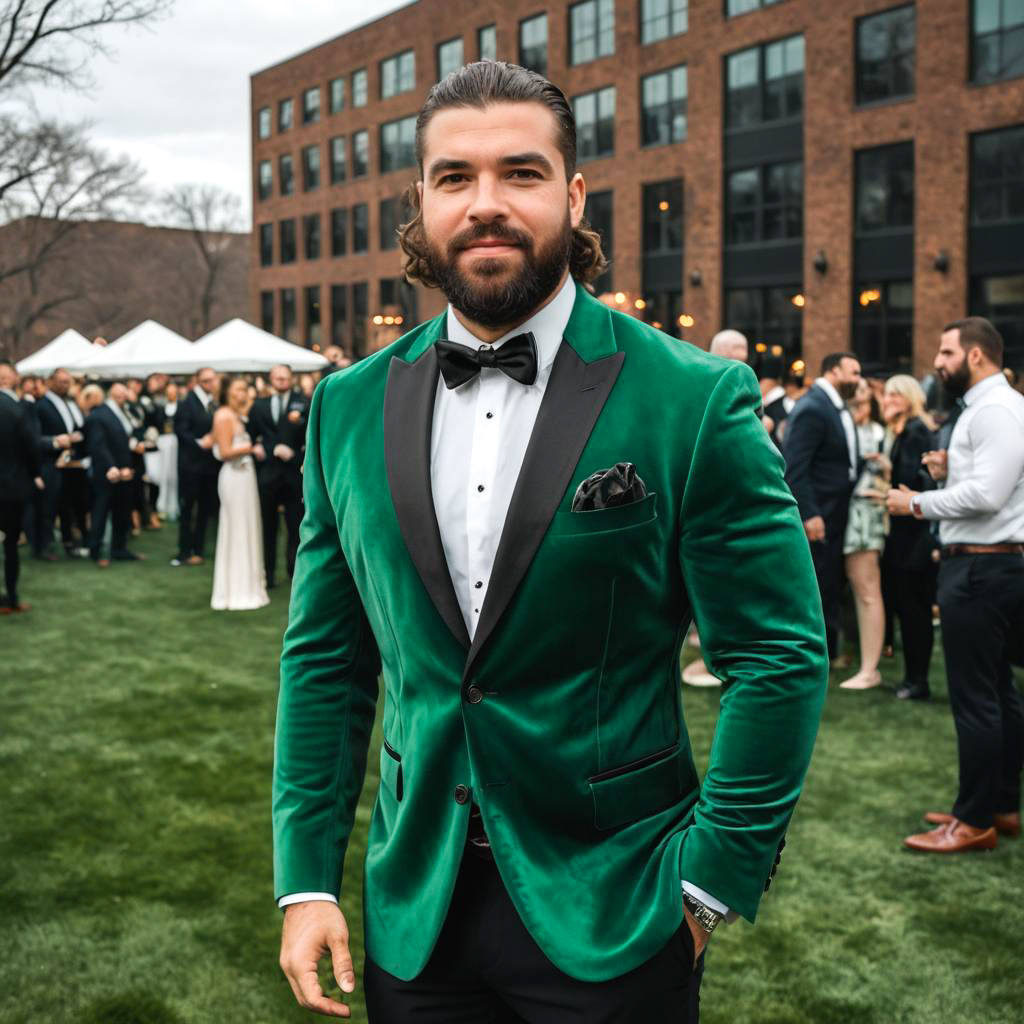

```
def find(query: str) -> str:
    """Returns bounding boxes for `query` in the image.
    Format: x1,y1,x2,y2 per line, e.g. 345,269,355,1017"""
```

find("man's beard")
424,215,572,330
837,379,859,401
938,358,971,399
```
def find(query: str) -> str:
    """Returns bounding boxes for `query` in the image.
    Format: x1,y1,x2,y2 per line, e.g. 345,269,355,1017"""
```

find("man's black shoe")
896,683,930,701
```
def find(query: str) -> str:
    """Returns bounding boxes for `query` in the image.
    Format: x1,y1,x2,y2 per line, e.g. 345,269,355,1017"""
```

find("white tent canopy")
15,329,94,377
72,320,196,377
176,319,329,373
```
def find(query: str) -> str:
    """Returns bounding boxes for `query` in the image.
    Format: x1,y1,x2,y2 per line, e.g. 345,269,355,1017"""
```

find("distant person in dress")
211,376,269,611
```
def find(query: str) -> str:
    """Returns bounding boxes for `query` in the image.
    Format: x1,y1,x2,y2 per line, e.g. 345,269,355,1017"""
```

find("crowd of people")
0,344,350,615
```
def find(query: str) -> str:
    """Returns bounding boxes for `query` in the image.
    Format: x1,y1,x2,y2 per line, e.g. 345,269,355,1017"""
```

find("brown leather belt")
941,543,1024,559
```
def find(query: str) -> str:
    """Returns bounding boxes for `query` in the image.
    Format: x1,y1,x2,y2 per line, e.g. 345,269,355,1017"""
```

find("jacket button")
454,784,471,805
466,685,483,704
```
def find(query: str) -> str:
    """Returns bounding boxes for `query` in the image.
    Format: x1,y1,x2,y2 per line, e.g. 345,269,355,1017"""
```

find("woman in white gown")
211,377,270,611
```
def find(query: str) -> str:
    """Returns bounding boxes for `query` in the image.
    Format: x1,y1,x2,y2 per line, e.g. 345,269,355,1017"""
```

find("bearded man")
273,61,827,1023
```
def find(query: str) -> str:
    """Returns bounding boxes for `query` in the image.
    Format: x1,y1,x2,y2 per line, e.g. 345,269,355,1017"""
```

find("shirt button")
474,580,483,589
454,784,471,804
485,411,494,419
466,685,483,704
477,484,485,492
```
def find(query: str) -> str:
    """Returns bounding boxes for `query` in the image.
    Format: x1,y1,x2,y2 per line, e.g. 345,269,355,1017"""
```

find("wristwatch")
682,891,725,935
910,494,923,519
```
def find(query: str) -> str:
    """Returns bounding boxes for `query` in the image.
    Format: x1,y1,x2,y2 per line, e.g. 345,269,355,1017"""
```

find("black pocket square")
572,462,647,512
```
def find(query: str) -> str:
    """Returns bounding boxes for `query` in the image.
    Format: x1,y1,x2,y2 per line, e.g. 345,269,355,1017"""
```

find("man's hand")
33,476,45,491
198,434,214,450
54,433,72,450
921,449,948,481
683,906,709,969
274,443,295,462
803,515,825,543
106,467,121,483
119,467,133,482
133,441,146,455
252,443,266,461
280,901,356,1018
886,483,917,517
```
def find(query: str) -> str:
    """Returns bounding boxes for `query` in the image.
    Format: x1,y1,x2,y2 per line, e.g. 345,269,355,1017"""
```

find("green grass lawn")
2,527,1022,1023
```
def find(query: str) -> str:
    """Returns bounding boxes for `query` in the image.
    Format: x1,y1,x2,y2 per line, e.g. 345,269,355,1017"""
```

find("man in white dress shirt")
889,317,1024,853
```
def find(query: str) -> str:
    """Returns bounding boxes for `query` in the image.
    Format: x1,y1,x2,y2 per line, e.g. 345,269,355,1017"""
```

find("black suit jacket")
247,390,309,483
36,392,87,461
885,416,939,570
85,404,133,481
783,385,859,523
174,389,219,477
0,393,41,504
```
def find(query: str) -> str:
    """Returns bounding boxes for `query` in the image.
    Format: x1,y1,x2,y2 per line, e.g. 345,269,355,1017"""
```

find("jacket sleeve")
86,413,114,478
677,363,828,922
782,400,824,520
273,379,381,900
174,397,203,451
17,406,41,478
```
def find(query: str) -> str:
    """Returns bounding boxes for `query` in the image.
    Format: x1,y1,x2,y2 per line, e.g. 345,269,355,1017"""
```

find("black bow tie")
435,332,539,390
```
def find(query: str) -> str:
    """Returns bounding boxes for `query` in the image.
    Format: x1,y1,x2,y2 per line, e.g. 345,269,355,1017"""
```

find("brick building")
249,0,1024,376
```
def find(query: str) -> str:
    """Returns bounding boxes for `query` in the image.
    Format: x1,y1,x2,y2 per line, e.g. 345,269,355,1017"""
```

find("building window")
726,34,804,129
381,49,416,98
379,196,404,250
352,68,368,107
380,115,417,174
257,159,272,201
726,0,784,15
641,0,687,44
281,287,297,342
330,136,347,184
641,65,687,146
279,153,294,196
573,87,615,161
724,285,803,356
353,130,369,177
303,214,321,260
257,106,271,139
856,4,916,106
970,123,1024,225
519,14,548,75
302,86,321,124
352,203,369,253
302,144,321,191
726,161,803,244
855,142,914,233
853,280,913,371
972,0,1024,84
331,208,348,257
279,219,297,264
259,223,273,266
438,37,464,79
305,285,322,345
329,77,345,114
971,274,1024,366
585,189,613,293
380,277,418,325
330,284,348,347
278,97,293,132
479,24,497,60
260,290,275,333
570,0,615,65
353,281,368,356
643,179,684,254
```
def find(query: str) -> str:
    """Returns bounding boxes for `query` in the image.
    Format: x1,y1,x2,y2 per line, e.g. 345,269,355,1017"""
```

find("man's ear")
568,172,586,228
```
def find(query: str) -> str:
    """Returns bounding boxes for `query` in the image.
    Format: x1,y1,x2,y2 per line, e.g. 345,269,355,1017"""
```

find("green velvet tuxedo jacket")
273,281,828,983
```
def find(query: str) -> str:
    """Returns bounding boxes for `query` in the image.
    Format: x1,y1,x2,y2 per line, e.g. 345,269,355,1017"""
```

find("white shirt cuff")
682,881,737,922
278,891,338,909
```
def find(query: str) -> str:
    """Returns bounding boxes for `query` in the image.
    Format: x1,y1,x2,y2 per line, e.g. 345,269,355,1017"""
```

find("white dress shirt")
917,373,1024,544
281,275,730,918
106,398,134,436
193,385,212,411
814,377,857,481
44,389,84,431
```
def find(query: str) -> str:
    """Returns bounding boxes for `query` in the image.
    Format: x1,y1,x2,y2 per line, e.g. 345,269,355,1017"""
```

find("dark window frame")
329,76,345,114
641,64,688,147
852,278,914,372
724,33,805,131
437,36,464,79
259,223,274,266
303,213,321,260
257,106,272,139
569,0,615,66
279,219,297,264
301,143,321,191
281,287,297,342
302,86,321,124
305,284,322,345
971,0,1024,85
640,0,688,45
352,202,369,253
278,153,294,197
854,141,915,235
353,130,370,178
519,12,549,75
352,68,368,107
585,188,614,293
380,115,417,174
257,159,272,201
725,0,785,17
724,284,803,357
278,97,294,133
855,3,916,107
330,135,347,185
970,123,1024,225
573,85,616,161
478,23,497,60
380,49,416,99
642,179,684,254
725,160,804,245
260,289,275,333
331,208,348,257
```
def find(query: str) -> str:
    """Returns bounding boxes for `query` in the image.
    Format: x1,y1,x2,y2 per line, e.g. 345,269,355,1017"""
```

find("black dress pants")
0,499,26,607
938,553,1024,827
177,469,219,559
364,850,704,1024
57,467,90,548
89,479,132,558
810,511,848,659
884,562,938,688
258,470,303,586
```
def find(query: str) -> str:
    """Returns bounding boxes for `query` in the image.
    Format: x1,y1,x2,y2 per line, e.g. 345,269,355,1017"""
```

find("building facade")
250,0,1024,376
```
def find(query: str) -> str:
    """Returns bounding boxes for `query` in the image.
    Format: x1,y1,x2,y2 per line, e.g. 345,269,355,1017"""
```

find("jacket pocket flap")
588,742,686,831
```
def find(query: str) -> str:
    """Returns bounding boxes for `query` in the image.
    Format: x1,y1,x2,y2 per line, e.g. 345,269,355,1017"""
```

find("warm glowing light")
678,314,695,328
859,289,881,307
634,298,647,310
652,321,663,329
791,293,806,308
755,342,768,353
658,200,670,212
372,315,385,325
383,315,395,325
791,359,806,373
395,315,404,325
771,345,783,356
614,291,626,304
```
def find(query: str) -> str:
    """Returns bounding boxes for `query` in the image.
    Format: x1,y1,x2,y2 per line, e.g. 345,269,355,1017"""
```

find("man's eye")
439,174,467,185
509,169,541,179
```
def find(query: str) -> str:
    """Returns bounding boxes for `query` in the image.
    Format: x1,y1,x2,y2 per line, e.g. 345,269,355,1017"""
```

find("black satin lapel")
464,343,626,679
384,349,470,649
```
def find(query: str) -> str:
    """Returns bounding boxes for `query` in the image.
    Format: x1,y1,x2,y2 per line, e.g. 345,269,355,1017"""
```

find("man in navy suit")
173,367,220,566
784,352,863,659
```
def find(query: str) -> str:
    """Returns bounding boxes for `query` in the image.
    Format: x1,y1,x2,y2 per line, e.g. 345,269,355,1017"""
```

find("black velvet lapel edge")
462,342,626,682
383,347,471,650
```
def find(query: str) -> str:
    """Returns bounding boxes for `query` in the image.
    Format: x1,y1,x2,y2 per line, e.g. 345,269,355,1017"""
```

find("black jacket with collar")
174,388,219,476
0,392,41,503
85,403,134,480
247,390,308,481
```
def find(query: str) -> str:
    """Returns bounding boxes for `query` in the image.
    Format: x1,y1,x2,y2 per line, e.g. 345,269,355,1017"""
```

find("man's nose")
467,175,510,221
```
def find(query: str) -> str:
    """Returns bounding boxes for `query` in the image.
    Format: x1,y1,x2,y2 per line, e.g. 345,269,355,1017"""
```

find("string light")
791,294,806,308
372,315,384,325
658,200,669,212
755,342,768,353
614,291,626,304
634,298,646,310
678,314,695,328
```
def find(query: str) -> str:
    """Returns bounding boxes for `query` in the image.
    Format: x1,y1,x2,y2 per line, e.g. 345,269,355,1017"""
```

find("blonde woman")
840,380,889,689
880,375,938,700
210,376,269,611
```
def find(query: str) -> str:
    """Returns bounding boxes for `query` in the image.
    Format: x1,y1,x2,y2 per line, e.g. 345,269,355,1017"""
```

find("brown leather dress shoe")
924,811,1020,838
186,555,204,566
904,819,998,853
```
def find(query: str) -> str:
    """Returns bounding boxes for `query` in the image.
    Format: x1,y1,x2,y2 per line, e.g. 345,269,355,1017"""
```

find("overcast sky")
29,0,408,229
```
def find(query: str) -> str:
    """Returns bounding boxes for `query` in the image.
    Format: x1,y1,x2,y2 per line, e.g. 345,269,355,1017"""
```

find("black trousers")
89,479,132,558
938,553,1024,827
810,512,848,659
177,469,219,559
0,499,26,607
883,561,938,687
57,467,90,548
258,470,303,585
364,850,704,1024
